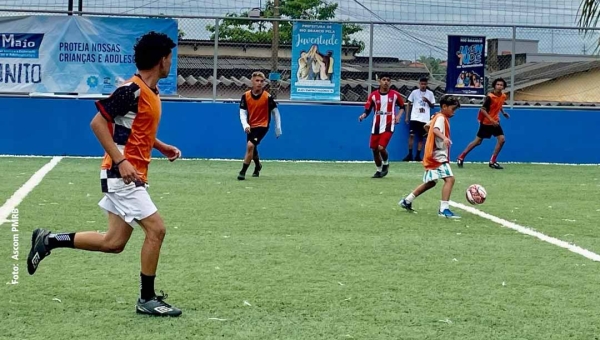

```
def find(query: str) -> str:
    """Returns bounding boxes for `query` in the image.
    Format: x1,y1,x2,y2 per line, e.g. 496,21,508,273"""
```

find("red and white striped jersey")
363,90,405,134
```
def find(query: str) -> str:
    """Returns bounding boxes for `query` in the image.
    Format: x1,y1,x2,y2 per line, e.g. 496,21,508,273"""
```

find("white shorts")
423,162,454,183
98,186,157,227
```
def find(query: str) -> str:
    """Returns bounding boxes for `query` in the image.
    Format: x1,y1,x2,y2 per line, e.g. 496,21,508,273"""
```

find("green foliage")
577,0,600,53
205,0,365,53
419,56,447,80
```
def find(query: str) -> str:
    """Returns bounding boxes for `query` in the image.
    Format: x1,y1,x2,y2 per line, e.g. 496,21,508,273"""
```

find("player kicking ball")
27,32,183,317
399,95,461,218
456,78,509,169
238,71,282,180
359,73,404,178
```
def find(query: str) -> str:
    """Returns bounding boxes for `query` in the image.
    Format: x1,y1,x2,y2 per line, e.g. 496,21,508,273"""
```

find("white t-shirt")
408,89,436,123
432,115,448,163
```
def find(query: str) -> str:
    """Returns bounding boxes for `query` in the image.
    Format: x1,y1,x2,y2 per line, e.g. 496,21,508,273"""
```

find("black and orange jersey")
239,90,277,128
478,92,506,125
95,74,161,192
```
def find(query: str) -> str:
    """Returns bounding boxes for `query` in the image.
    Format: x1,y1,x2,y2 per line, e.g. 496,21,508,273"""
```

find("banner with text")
291,22,341,101
0,15,178,95
446,35,486,96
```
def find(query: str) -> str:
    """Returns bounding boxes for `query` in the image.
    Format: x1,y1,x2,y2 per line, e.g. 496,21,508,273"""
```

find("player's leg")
238,139,255,180
437,164,460,218
378,132,392,177
489,126,506,169
414,123,427,162
370,134,383,178
135,211,181,316
251,127,267,177
27,211,134,275
252,147,262,177
457,124,488,167
403,121,417,161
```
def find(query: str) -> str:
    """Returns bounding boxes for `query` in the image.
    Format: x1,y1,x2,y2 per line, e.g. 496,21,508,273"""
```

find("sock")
382,160,389,166
46,232,76,249
405,193,416,203
240,162,250,175
140,272,156,301
408,148,413,155
458,152,466,160
376,165,382,172
440,201,449,211
416,150,422,157
490,154,497,163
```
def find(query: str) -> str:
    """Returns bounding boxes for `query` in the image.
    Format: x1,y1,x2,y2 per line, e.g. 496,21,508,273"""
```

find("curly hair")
133,31,176,71
439,94,461,109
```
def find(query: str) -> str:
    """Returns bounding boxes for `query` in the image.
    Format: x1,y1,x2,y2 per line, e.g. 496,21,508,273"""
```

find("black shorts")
477,123,504,139
247,126,268,145
409,120,427,138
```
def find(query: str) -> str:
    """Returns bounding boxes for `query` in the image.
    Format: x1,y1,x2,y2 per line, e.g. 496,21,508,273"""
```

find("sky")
1,0,599,60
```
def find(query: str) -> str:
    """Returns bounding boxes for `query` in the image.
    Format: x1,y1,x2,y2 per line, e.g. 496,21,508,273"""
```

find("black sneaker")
372,171,383,178
252,163,262,177
414,155,422,162
237,173,245,180
381,164,389,177
402,154,413,162
489,162,504,169
136,291,182,317
27,228,52,275
457,158,464,168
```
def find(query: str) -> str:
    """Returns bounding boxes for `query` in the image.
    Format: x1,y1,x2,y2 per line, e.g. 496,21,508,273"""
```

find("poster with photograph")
291,22,341,101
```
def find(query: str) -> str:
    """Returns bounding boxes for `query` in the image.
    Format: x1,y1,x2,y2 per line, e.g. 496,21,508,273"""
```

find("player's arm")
91,85,135,164
479,96,496,123
395,93,405,124
268,95,282,137
91,85,141,182
359,97,374,121
432,117,451,146
154,138,181,161
239,94,251,133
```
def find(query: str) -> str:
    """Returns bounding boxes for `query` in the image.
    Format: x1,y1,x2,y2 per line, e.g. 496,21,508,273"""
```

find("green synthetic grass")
2,158,599,340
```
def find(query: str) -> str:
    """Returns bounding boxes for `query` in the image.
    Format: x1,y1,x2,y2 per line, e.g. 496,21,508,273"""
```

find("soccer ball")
466,184,487,205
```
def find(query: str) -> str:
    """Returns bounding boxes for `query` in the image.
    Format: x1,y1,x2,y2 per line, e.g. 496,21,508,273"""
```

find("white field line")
0,155,598,166
0,157,63,226
449,201,600,262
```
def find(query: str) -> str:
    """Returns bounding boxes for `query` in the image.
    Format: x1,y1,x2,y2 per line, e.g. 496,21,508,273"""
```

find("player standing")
456,78,509,169
359,74,404,178
403,77,436,162
399,95,461,218
26,32,183,317
238,71,282,180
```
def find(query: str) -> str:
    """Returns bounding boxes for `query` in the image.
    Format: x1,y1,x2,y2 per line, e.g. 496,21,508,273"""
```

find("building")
176,39,432,102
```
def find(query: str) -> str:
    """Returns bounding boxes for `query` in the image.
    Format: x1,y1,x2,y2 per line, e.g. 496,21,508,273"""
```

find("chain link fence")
1,6,600,106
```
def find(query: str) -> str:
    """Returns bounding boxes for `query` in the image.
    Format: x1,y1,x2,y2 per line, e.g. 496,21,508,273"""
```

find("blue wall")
1,96,599,164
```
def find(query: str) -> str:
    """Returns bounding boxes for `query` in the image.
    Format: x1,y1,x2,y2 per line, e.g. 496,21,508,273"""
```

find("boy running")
456,78,509,169
399,95,461,218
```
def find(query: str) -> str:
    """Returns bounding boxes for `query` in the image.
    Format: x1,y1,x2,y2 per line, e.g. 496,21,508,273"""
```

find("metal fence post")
213,18,219,102
510,25,516,109
367,22,374,94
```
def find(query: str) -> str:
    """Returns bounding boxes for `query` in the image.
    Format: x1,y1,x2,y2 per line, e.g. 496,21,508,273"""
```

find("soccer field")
2,157,600,339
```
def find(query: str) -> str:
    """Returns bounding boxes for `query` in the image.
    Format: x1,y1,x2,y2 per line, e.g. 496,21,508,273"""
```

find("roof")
488,60,600,92
175,56,600,106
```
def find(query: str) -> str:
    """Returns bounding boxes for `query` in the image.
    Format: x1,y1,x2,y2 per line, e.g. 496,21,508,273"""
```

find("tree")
577,0,600,53
206,0,365,53
418,56,446,80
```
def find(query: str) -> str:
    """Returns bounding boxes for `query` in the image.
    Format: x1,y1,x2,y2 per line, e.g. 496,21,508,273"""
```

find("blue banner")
291,22,341,101
0,15,178,95
446,35,485,96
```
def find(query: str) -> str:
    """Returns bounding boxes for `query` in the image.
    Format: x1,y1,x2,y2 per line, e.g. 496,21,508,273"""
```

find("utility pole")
270,0,280,98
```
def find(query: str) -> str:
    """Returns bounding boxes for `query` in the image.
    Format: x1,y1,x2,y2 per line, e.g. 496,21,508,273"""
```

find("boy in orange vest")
456,78,509,169
399,95,461,218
